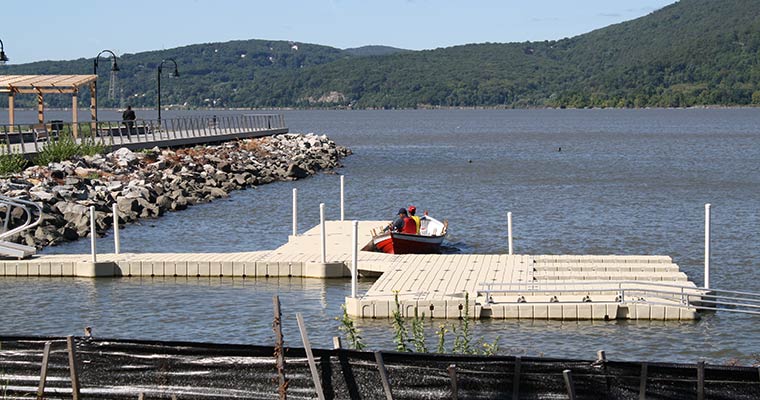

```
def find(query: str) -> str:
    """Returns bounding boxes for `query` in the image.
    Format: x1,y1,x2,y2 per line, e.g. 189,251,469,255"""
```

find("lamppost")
0,39,9,65
93,50,120,124
157,58,179,128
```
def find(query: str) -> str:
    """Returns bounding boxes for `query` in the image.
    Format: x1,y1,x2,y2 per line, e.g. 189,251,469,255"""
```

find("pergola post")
72,90,79,138
7,92,14,132
37,92,44,124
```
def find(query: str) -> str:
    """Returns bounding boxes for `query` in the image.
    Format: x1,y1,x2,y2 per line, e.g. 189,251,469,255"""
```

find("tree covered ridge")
3,0,760,109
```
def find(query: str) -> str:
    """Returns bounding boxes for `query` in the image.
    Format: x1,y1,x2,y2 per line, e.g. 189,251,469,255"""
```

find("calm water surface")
1,109,759,364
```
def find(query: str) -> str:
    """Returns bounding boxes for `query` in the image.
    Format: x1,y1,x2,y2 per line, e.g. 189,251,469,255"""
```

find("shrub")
34,133,106,166
0,152,28,176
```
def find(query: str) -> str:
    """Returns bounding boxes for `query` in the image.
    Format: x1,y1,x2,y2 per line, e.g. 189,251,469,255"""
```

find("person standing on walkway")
122,105,136,132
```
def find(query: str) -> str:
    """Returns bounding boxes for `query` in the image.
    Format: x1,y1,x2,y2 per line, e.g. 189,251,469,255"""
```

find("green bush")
34,133,106,166
0,152,27,176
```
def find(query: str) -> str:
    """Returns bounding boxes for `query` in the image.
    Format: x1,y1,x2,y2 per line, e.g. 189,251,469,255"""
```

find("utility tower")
108,69,118,100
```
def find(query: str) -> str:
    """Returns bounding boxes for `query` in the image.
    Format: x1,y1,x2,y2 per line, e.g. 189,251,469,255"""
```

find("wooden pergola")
0,74,98,137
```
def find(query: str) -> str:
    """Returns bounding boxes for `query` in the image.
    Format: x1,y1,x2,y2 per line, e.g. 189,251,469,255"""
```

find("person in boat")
400,209,417,234
408,206,421,234
385,208,407,232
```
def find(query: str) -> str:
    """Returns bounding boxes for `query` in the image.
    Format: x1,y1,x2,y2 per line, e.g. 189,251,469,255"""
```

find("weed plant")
0,151,27,176
337,304,366,350
391,292,410,352
339,291,501,356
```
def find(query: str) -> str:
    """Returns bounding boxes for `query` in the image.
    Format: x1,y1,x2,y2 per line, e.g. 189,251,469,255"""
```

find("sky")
1,0,678,65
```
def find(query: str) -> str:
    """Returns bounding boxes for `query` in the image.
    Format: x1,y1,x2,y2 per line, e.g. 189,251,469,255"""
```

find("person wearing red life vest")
401,208,417,234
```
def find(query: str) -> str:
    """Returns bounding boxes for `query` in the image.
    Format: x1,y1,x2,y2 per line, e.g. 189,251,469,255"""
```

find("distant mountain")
343,45,411,57
2,0,760,109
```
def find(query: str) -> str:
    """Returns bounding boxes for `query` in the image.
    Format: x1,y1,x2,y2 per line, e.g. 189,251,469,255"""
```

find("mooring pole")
352,220,358,298
507,211,513,255
292,188,298,236
89,206,97,263
112,203,120,254
340,175,345,221
704,203,711,289
320,203,326,263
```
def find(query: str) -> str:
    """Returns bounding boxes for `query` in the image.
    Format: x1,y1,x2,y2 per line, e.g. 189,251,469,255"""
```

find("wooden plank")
296,313,325,400
374,351,395,400
66,336,81,400
36,341,52,400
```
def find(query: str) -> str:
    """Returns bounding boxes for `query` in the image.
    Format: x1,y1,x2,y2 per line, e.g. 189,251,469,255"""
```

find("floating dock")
0,220,702,320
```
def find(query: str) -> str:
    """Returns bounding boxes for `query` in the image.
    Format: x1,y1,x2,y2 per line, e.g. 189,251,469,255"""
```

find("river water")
1,108,759,364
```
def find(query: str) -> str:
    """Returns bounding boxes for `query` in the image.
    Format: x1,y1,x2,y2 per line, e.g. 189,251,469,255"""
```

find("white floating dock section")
0,220,700,320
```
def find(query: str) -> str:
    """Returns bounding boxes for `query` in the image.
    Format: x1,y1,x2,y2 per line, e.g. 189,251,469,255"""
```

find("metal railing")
0,113,287,155
478,281,760,316
0,195,42,239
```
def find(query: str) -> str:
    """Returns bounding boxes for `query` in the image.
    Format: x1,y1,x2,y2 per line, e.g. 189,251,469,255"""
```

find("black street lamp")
157,58,179,128
0,39,9,65
93,50,120,124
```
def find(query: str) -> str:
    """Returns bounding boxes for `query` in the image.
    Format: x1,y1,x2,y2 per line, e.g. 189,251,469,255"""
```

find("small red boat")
372,216,448,254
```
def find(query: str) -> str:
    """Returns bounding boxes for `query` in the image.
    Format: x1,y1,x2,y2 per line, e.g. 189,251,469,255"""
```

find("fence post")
320,203,326,263
112,203,120,254
66,336,81,400
90,206,97,263
36,341,52,400
704,203,711,289
273,296,287,399
563,369,577,400
507,211,513,255
352,220,358,298
296,313,326,400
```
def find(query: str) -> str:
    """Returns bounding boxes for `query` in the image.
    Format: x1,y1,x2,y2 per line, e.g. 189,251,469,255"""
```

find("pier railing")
0,195,41,258
478,281,760,316
0,113,287,155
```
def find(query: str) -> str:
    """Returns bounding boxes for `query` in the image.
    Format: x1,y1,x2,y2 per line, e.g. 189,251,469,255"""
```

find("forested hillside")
2,0,759,109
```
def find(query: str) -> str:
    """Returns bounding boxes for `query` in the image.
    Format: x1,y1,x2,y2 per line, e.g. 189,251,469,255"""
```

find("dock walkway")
0,114,288,156
0,220,701,320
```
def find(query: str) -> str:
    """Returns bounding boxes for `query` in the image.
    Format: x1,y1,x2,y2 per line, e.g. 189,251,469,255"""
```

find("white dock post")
507,212,514,255
292,188,298,236
704,203,711,289
340,175,345,221
89,206,97,263
320,203,326,263
352,220,358,298
112,203,120,255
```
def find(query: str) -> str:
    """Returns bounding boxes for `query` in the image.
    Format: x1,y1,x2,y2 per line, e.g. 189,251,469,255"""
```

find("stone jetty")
0,133,351,249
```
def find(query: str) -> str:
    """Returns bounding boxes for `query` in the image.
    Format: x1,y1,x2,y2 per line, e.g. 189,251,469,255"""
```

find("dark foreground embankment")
0,133,350,249
0,336,758,399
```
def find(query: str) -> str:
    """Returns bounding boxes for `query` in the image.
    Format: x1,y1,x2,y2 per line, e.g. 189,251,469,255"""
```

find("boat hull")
373,232,445,254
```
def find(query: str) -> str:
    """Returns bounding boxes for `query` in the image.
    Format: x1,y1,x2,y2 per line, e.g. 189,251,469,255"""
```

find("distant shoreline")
2,104,758,113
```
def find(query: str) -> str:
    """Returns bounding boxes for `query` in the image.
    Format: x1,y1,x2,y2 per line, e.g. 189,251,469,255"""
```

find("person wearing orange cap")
408,206,421,234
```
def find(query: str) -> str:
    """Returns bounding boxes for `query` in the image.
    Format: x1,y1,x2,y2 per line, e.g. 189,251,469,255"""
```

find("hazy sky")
2,0,677,64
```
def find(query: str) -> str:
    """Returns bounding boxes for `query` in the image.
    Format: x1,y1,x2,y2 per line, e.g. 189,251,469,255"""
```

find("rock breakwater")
0,133,351,249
